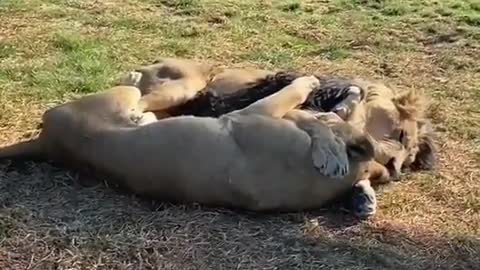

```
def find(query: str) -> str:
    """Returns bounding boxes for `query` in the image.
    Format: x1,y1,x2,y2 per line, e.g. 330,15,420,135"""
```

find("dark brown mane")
167,71,299,117
168,71,364,117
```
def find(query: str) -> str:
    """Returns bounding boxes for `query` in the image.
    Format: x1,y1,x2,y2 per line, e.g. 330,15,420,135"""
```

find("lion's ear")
410,120,437,171
393,89,426,120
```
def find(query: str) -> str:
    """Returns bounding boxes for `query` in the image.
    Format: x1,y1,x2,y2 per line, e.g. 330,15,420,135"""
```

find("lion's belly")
219,114,358,211
234,162,361,211
227,152,359,211
90,115,356,211
100,116,239,203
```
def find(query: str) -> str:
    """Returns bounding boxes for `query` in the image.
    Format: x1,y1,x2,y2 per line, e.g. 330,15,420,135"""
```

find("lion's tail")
0,138,43,161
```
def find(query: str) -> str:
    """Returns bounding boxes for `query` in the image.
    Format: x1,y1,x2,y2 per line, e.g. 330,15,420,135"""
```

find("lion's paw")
347,85,362,96
350,180,377,218
123,71,143,87
137,112,158,126
130,112,158,126
311,136,349,179
130,113,143,124
332,106,350,120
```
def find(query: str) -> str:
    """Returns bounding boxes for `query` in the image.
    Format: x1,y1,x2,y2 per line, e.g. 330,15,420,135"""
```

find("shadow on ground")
0,162,478,270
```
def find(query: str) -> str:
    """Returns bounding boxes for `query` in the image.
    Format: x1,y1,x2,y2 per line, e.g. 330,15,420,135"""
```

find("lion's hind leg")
137,79,205,112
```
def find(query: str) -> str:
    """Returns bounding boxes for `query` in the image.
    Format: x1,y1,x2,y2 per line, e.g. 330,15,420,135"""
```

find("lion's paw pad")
312,140,349,179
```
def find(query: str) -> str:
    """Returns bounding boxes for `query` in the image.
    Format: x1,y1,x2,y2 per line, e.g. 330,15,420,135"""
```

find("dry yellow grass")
1,0,479,269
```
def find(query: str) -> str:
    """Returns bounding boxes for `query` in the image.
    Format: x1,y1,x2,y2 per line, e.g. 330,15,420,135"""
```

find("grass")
0,42,16,59
0,0,479,269
30,33,117,98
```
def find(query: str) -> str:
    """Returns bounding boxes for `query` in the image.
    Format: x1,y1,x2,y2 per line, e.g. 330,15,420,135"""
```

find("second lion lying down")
0,76,375,212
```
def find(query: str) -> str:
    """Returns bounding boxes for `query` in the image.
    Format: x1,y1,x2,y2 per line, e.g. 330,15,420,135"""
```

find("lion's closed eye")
398,130,405,143
390,128,405,144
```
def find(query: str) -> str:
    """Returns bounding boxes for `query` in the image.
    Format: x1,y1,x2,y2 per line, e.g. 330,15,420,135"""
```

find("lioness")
0,76,375,212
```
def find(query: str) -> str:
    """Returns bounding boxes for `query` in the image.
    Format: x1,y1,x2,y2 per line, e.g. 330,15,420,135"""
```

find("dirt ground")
1,0,479,269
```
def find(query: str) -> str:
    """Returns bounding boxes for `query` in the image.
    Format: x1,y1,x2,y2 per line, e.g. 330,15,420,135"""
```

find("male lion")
0,76,376,212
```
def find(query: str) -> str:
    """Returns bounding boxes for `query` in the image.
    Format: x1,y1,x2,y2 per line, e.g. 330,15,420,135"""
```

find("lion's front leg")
235,76,320,119
118,69,207,113
284,109,349,179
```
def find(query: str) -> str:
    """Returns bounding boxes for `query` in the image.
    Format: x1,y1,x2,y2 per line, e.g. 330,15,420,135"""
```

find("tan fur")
299,80,431,218
315,112,407,185
117,59,276,120
348,79,428,166
0,77,375,212
208,68,275,95
363,139,408,185
118,57,214,113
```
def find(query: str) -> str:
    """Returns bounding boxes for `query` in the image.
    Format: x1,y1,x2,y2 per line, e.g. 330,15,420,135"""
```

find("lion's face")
360,101,433,175
374,138,408,179
381,117,437,174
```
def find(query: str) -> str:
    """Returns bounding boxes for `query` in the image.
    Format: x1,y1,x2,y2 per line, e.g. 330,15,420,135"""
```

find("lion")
116,58,436,217
0,76,378,212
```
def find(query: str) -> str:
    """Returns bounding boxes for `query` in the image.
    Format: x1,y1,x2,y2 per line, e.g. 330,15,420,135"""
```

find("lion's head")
354,81,436,173
392,89,436,171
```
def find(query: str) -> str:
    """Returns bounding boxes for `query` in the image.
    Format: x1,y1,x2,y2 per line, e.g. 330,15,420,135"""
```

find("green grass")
27,33,117,99
316,44,351,60
0,0,28,11
0,41,16,59
0,0,479,269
